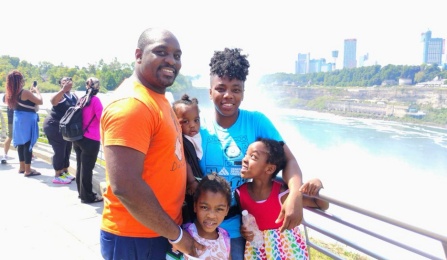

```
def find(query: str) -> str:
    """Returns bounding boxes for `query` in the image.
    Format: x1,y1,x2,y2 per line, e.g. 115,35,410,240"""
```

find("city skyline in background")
295,30,446,75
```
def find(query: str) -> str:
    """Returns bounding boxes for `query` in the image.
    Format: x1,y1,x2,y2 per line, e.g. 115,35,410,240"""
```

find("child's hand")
240,224,254,242
299,178,324,196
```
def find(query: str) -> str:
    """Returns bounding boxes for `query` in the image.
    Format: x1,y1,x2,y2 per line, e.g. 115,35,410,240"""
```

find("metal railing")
1,105,446,260
303,194,447,259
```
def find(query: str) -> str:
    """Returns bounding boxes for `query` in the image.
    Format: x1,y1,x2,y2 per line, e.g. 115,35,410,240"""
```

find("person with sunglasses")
43,77,78,184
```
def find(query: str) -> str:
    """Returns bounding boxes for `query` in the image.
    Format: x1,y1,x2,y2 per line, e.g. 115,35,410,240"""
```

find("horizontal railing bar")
307,207,442,259
318,193,447,243
303,219,386,259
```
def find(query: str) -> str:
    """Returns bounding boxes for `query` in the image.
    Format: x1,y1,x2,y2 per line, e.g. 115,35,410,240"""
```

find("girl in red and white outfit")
236,137,329,260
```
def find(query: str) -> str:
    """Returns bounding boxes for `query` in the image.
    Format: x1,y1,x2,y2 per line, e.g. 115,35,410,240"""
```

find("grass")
309,237,371,259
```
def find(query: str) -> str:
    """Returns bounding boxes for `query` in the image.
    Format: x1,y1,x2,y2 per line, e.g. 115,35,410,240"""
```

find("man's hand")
171,230,206,257
276,191,303,232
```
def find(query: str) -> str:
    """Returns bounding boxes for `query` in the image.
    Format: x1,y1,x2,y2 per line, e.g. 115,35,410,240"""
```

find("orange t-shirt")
100,78,186,237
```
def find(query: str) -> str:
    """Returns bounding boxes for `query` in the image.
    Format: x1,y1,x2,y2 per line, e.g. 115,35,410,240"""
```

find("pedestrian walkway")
0,154,103,259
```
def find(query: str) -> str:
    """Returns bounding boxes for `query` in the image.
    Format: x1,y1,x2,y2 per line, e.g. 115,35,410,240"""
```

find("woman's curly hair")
5,70,24,109
209,48,250,81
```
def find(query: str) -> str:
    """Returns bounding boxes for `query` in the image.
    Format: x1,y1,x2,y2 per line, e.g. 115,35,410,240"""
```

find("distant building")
398,78,412,86
320,62,334,72
309,58,333,73
332,50,339,69
358,53,369,67
295,54,333,74
381,79,397,86
421,30,444,65
295,53,310,74
343,39,357,69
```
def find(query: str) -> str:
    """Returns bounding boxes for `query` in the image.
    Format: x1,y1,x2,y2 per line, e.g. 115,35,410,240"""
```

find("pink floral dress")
183,223,231,260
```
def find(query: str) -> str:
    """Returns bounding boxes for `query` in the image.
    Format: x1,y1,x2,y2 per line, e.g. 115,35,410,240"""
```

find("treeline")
259,64,447,87
0,55,195,94
3,54,447,95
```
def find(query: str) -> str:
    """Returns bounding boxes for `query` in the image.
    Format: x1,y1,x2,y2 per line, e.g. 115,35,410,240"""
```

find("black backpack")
59,97,95,142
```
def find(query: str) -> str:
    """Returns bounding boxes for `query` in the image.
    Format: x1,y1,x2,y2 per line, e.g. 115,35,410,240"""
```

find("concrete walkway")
0,146,104,259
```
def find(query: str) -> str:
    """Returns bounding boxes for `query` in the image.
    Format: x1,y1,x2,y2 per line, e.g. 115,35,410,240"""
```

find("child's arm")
300,178,329,210
186,163,199,195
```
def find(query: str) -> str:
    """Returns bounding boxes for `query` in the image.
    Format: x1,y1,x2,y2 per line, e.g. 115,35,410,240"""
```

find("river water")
272,108,447,226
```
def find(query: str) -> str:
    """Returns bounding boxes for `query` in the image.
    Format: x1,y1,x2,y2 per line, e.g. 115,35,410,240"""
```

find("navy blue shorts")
100,230,170,260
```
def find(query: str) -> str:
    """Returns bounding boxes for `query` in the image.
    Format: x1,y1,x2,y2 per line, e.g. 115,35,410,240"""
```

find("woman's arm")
276,143,304,232
21,88,43,105
50,89,66,106
301,178,329,210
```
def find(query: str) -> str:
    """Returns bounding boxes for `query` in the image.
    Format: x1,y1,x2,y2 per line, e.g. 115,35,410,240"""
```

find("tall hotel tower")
343,39,357,69
295,53,310,74
421,30,444,65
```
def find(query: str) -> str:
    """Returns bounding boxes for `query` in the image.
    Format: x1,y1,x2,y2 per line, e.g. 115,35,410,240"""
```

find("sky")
1,0,446,87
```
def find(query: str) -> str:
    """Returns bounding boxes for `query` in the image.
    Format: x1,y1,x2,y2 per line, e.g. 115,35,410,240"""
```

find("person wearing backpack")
72,77,103,203
43,77,78,184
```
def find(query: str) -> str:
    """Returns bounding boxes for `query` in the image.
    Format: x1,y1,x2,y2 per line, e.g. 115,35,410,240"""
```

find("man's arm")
104,145,204,256
276,143,304,232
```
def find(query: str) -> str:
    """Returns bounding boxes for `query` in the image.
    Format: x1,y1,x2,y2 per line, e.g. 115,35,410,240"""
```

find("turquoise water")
269,108,447,218
263,108,447,258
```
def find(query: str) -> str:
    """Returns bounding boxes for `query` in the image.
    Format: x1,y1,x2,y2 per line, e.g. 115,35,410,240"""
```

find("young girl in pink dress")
183,173,232,260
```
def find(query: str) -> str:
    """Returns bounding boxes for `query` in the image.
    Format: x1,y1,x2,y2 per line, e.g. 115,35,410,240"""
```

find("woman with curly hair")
199,48,305,259
4,70,43,176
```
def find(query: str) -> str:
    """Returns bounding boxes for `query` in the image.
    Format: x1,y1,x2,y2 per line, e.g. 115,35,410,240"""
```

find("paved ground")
0,153,103,259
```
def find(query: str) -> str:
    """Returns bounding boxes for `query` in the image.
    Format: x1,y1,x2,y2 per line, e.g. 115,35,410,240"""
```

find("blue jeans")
230,237,246,260
100,230,170,260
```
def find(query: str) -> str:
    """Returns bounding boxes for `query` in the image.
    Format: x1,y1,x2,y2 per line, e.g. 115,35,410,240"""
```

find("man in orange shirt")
100,28,204,259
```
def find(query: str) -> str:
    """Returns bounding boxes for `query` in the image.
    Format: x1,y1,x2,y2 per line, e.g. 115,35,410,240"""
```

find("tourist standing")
43,77,77,184
72,77,103,203
99,28,204,259
2,95,13,163
5,70,42,176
